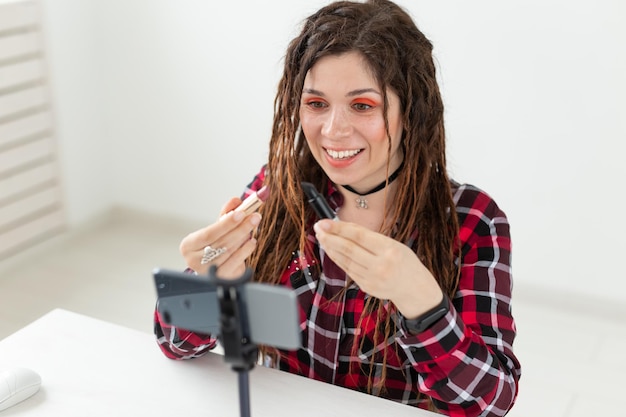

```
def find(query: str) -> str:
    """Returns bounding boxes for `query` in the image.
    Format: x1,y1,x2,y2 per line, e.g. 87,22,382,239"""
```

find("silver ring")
200,245,226,264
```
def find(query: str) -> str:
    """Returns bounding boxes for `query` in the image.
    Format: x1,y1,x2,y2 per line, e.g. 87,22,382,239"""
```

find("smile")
325,148,362,160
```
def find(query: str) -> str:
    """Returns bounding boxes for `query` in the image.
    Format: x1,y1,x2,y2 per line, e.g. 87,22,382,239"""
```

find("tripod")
208,265,258,417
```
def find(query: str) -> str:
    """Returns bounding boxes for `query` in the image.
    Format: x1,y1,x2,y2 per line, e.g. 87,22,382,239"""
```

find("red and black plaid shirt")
154,167,521,417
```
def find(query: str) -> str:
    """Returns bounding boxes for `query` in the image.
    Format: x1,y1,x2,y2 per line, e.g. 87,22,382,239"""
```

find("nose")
321,107,352,139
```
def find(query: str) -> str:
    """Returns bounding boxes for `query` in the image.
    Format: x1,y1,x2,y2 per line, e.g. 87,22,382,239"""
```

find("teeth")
326,149,361,160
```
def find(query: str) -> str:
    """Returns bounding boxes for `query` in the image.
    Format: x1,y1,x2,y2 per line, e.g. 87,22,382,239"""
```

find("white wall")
38,0,112,226
39,0,626,304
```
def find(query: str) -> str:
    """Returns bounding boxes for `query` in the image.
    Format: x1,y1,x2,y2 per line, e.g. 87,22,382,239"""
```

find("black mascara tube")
301,182,339,221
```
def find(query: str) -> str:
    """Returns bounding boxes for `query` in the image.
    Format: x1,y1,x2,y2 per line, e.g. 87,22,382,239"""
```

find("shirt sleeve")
154,307,218,360
153,166,268,360
396,185,521,417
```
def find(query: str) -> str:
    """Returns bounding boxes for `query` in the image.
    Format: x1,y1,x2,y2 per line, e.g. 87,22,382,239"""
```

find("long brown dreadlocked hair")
247,0,460,402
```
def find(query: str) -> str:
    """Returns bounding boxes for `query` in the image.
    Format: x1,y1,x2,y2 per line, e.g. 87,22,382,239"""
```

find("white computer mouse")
0,367,41,411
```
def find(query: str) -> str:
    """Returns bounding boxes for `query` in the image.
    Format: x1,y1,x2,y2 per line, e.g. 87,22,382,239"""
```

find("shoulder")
450,180,510,239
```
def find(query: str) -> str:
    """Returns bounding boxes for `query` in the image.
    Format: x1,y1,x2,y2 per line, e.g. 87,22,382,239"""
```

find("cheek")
360,118,388,144
300,112,320,143
385,111,404,147
299,114,317,153
299,108,309,129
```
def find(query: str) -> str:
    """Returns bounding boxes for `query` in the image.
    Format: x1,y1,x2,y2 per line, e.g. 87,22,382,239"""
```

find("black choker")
341,162,404,209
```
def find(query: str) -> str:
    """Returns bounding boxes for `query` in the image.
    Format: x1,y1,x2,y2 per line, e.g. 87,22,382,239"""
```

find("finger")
193,236,249,276
206,213,261,254
219,197,243,219
181,212,260,271
181,210,246,254
314,222,373,279
317,219,390,253
198,220,258,270
322,238,371,282
214,238,258,279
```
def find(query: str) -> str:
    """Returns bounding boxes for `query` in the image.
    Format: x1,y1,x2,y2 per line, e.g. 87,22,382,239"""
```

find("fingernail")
314,220,330,232
250,213,261,226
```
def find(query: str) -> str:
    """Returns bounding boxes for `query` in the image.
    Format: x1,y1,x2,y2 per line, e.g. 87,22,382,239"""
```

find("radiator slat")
0,0,65,264
0,162,56,202
0,59,45,91
0,209,65,259
0,31,41,61
0,1,38,33
0,85,46,120
0,110,52,149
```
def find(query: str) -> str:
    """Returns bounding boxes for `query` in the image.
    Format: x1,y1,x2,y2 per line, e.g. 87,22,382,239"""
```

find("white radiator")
0,0,65,261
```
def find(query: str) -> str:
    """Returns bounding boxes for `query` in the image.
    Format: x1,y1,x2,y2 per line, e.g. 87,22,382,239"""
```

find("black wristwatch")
401,294,450,335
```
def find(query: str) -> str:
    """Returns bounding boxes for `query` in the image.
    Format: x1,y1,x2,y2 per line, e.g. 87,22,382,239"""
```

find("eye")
303,99,327,110
353,102,372,111
302,95,328,110
352,99,377,111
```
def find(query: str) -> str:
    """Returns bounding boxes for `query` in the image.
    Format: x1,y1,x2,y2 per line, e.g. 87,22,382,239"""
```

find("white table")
0,309,438,416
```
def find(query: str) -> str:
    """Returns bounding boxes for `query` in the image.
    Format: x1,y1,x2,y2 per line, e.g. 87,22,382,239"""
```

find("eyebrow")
302,87,382,97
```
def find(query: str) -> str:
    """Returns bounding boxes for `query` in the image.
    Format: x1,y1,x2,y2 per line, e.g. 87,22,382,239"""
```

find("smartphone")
153,268,301,350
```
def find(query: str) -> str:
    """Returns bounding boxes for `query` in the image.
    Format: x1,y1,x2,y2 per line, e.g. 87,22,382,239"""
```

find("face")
300,51,404,191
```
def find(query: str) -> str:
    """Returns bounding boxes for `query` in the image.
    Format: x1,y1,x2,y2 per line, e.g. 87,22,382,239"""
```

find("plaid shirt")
154,168,521,417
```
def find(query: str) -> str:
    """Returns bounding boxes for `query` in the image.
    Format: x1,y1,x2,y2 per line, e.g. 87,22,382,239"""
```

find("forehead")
303,52,380,91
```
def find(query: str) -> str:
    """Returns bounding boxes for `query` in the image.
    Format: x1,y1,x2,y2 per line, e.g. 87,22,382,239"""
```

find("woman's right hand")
179,197,261,279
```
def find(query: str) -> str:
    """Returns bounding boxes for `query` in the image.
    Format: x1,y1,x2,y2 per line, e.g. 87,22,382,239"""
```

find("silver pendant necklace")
341,162,404,209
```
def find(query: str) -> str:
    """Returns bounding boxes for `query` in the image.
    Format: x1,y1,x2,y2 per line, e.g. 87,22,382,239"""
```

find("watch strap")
401,293,450,335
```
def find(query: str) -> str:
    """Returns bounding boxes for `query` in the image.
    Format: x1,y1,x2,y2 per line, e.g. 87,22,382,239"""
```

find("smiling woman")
154,1,521,416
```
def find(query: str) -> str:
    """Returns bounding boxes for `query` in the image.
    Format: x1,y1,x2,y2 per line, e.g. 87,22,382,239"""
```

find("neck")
340,162,404,210
341,161,404,196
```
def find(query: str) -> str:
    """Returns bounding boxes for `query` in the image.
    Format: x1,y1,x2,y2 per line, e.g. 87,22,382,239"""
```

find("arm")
153,167,268,359
397,186,521,416
154,307,218,360
314,184,520,416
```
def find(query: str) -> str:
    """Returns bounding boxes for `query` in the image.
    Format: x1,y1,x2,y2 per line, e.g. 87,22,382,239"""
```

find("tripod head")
207,265,258,371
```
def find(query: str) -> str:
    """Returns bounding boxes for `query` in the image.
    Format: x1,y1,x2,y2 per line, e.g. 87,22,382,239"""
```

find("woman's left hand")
313,219,443,319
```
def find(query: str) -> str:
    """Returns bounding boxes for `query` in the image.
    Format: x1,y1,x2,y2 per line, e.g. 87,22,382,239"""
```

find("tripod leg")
238,369,251,417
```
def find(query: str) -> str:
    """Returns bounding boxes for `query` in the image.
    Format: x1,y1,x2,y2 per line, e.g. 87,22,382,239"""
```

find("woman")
154,1,521,415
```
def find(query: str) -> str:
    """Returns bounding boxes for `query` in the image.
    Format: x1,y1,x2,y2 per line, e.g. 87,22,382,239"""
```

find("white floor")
0,209,624,417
